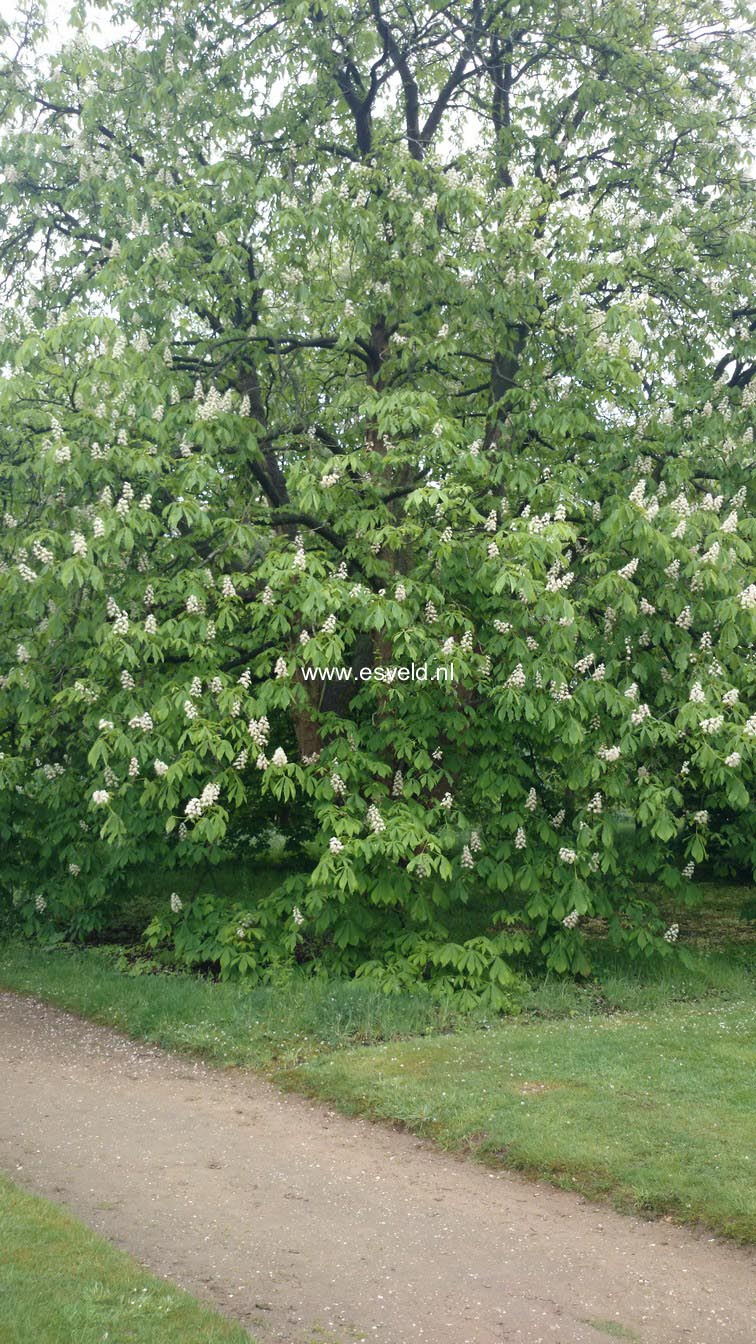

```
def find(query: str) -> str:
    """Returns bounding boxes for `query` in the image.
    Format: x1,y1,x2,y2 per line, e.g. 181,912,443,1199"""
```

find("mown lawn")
0,1174,254,1344
0,882,753,1241
287,996,755,1241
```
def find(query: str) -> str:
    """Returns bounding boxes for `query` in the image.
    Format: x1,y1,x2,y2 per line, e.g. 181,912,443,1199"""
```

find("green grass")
584,1321,641,1342
0,882,753,1242
0,1174,254,1344
287,995,756,1241
0,942,461,1066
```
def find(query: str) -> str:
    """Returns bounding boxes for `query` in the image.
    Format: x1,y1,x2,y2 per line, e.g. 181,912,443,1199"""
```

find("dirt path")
0,994,753,1344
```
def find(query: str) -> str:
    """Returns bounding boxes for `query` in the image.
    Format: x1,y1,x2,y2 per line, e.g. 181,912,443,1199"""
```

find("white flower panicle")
170,892,183,913
664,923,679,944
92,790,110,805
558,847,577,863
184,782,221,819
128,712,153,733
551,681,571,702
675,605,692,629
196,384,233,420
293,537,307,570
248,716,270,748
461,845,474,869
154,760,169,776
201,782,220,808
514,826,526,850
270,747,288,767
562,909,580,929
367,804,385,833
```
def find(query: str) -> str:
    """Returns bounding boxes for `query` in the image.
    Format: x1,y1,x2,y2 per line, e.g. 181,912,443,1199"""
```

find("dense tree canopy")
0,0,754,1000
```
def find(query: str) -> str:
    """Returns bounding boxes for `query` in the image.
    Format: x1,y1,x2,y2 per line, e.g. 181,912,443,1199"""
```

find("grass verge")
0,1174,253,1344
286,995,755,1242
0,898,753,1243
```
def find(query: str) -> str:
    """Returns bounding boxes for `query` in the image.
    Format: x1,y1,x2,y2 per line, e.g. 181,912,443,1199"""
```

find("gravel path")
0,992,753,1344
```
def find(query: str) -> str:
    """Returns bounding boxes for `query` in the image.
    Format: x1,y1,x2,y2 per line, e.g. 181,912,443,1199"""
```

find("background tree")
0,0,754,1001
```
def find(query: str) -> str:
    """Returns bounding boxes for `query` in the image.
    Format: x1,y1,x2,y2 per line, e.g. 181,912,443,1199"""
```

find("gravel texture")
0,992,753,1344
